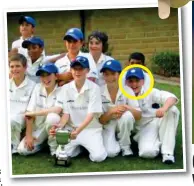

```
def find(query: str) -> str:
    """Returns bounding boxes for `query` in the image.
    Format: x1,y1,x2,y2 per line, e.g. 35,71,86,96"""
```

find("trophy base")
54,156,71,167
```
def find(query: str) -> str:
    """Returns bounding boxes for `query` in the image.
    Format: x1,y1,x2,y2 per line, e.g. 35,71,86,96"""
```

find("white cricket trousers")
56,127,107,162
102,111,134,157
17,113,60,155
134,106,180,158
11,115,25,149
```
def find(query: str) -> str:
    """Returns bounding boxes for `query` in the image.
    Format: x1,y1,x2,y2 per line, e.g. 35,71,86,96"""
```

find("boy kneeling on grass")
125,67,180,164
99,60,141,157
9,53,36,154
17,63,61,155
49,56,107,162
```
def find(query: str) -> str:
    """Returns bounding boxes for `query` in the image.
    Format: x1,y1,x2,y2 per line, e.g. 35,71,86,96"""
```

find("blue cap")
63,28,83,41
36,63,59,76
18,16,36,27
100,60,122,73
125,68,144,80
22,37,44,48
70,56,90,69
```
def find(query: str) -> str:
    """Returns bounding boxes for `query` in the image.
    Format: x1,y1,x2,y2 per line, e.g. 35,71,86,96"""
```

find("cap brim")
22,40,32,48
70,61,88,69
36,69,52,76
126,75,141,80
100,67,119,73
63,34,79,41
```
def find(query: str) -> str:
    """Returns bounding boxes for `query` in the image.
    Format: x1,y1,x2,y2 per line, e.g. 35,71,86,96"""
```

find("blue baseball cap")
36,63,59,76
100,60,122,73
70,56,90,69
18,16,36,27
22,37,44,48
125,68,144,80
63,28,83,41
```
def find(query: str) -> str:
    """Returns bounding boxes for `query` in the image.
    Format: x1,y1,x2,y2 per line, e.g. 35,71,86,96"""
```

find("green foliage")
151,51,180,77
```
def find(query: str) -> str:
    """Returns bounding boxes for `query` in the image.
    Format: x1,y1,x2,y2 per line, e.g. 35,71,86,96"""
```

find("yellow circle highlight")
118,64,154,100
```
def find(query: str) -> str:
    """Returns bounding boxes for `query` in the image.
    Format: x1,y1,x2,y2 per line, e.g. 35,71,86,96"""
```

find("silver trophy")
54,128,71,167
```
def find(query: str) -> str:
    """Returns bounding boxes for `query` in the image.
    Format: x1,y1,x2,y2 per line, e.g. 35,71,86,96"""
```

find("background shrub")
151,51,180,77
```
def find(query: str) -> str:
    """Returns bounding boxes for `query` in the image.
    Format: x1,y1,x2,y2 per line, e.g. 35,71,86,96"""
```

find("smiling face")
40,72,57,89
27,44,43,62
89,37,103,56
103,69,120,85
65,38,83,55
9,60,26,80
126,77,144,95
19,21,34,38
71,65,89,82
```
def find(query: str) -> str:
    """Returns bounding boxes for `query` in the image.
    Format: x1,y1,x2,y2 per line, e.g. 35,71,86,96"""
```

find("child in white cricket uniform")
49,56,107,162
99,60,141,157
9,54,36,154
17,63,61,155
55,28,98,85
125,67,180,164
11,16,37,58
87,31,114,86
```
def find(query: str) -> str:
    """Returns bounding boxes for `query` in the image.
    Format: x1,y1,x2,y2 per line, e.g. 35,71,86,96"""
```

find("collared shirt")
101,84,141,122
27,83,61,127
86,53,114,86
55,79,102,128
55,51,98,79
137,87,178,118
123,71,150,92
10,76,36,117
25,54,48,83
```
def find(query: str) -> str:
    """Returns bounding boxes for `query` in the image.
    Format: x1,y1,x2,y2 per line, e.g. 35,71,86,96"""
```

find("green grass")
12,82,184,175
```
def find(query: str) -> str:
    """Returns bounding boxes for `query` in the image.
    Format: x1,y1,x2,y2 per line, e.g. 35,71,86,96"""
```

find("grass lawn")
12,82,184,175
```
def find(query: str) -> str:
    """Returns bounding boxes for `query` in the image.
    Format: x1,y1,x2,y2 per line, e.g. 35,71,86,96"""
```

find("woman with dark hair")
87,31,114,86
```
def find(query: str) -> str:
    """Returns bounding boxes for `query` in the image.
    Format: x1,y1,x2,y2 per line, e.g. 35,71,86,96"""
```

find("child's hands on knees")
156,107,167,118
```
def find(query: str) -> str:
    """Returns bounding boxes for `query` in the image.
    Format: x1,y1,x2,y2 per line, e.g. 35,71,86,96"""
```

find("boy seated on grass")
125,67,180,164
17,63,61,156
99,60,141,157
9,53,36,154
49,56,107,162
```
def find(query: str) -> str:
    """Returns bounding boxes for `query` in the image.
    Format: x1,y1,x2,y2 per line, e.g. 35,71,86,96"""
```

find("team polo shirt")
55,51,98,79
123,71,150,92
25,54,49,83
27,83,61,127
86,53,113,86
55,79,102,128
101,84,141,122
137,87,178,118
10,76,36,118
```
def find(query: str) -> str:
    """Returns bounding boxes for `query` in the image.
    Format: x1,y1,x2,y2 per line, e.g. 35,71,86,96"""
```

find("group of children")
9,15,180,165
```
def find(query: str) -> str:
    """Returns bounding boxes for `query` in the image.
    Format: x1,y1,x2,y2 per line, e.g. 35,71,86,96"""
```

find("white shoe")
122,147,133,156
162,154,175,164
11,145,18,154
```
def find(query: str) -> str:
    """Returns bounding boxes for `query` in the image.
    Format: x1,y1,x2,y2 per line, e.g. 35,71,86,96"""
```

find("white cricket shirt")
10,76,36,119
101,84,141,122
137,87,178,118
27,83,61,127
55,79,102,128
86,53,114,86
55,51,98,79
